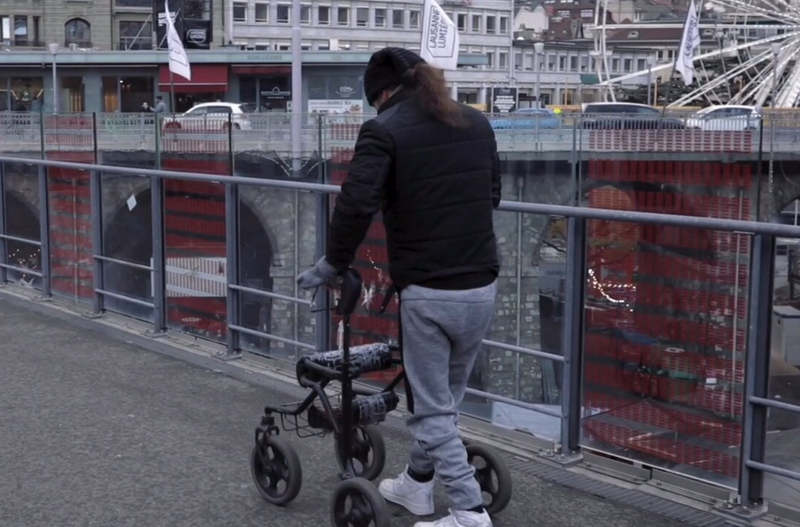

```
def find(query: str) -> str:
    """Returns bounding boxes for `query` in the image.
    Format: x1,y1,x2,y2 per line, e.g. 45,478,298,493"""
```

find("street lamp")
49,43,59,114
290,0,302,176
533,41,544,108
646,54,657,106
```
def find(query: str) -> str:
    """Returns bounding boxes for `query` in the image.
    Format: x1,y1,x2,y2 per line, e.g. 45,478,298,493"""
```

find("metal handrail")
2,155,799,238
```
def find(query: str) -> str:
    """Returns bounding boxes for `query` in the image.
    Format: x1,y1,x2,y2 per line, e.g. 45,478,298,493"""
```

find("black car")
581,102,686,130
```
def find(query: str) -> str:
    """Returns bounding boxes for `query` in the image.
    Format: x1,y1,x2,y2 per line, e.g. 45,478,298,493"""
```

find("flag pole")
169,69,176,114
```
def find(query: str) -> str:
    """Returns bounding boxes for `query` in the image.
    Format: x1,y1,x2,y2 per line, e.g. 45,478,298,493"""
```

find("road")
0,294,706,527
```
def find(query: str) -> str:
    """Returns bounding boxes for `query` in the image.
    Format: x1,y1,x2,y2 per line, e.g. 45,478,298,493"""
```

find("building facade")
0,49,487,114
230,0,515,105
0,0,224,52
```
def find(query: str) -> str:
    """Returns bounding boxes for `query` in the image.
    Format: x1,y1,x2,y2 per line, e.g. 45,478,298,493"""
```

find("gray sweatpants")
401,281,497,511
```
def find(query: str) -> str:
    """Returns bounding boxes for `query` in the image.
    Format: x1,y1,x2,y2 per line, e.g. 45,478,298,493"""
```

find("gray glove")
296,257,338,290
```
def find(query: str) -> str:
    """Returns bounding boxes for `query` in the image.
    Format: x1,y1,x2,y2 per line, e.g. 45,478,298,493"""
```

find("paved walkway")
0,295,692,527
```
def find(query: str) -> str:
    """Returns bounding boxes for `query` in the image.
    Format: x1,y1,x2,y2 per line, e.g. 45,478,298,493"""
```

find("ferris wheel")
591,0,800,108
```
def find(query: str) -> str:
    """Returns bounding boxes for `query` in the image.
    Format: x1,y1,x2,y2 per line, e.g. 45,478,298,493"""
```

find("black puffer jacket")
326,91,501,290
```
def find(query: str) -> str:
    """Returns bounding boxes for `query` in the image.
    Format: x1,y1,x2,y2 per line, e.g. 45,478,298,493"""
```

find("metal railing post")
0,162,7,284
739,233,775,507
37,165,52,298
315,114,330,352
89,170,104,313
560,216,587,459
150,174,167,334
225,180,241,356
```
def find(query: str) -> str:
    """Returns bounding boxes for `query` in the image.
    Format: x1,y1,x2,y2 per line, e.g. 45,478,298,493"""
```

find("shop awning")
158,65,229,93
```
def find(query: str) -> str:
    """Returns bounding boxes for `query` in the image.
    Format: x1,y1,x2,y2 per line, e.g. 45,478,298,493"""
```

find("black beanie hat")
363,47,426,105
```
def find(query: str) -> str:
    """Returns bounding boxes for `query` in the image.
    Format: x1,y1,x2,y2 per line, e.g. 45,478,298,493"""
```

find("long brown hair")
403,63,465,128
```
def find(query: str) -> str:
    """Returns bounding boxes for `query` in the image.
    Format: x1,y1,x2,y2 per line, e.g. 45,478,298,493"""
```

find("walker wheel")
335,425,386,481
467,443,512,516
331,477,391,527
250,434,303,506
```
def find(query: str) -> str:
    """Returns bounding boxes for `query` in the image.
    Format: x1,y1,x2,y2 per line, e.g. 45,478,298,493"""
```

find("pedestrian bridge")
1,122,800,526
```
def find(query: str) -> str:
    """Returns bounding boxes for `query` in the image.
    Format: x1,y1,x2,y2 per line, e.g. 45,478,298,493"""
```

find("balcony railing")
117,37,154,50
0,39,46,49
64,40,94,49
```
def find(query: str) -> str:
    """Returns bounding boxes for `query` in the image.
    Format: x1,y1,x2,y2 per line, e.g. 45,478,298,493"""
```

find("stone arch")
100,184,278,350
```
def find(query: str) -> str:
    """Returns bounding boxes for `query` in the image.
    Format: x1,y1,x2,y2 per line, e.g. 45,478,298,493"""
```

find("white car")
163,102,255,131
684,105,761,131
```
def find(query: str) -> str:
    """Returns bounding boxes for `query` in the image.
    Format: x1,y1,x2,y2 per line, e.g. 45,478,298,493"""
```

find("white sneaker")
413,508,493,527
378,468,435,516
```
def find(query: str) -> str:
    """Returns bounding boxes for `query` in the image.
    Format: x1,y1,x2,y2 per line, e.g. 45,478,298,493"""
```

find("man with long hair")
298,47,501,527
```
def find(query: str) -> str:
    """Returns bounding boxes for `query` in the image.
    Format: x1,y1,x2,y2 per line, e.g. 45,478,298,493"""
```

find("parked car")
684,105,761,131
581,102,686,130
491,108,561,130
162,102,255,131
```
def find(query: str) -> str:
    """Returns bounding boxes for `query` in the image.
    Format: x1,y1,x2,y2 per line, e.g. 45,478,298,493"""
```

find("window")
623,58,632,72
559,56,566,70
240,77,257,105
514,51,522,70
233,2,247,22
318,6,330,25
457,14,466,31
119,20,152,50
61,77,85,112
14,16,27,46
64,18,91,47
277,4,290,23
301,5,311,24
392,10,403,28
637,58,645,71
486,52,493,67
499,16,508,34
119,76,154,112
409,10,420,29
471,15,481,32
255,3,269,22
356,8,368,27
318,42,330,50
570,56,578,71
374,8,386,27
0,16,10,42
499,52,507,69
486,16,496,34
337,7,349,25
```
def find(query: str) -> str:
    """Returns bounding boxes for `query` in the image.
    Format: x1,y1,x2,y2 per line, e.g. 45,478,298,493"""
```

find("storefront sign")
261,86,291,99
309,99,363,114
184,19,212,50
335,85,356,98
155,0,212,50
489,87,518,113
245,54,284,62
155,0,183,50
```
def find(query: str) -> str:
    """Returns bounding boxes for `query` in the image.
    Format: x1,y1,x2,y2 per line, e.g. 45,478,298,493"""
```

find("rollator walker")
250,267,513,527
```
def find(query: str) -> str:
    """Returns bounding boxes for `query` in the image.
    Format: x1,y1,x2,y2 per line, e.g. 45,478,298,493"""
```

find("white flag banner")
420,0,460,71
674,0,700,86
165,0,191,81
